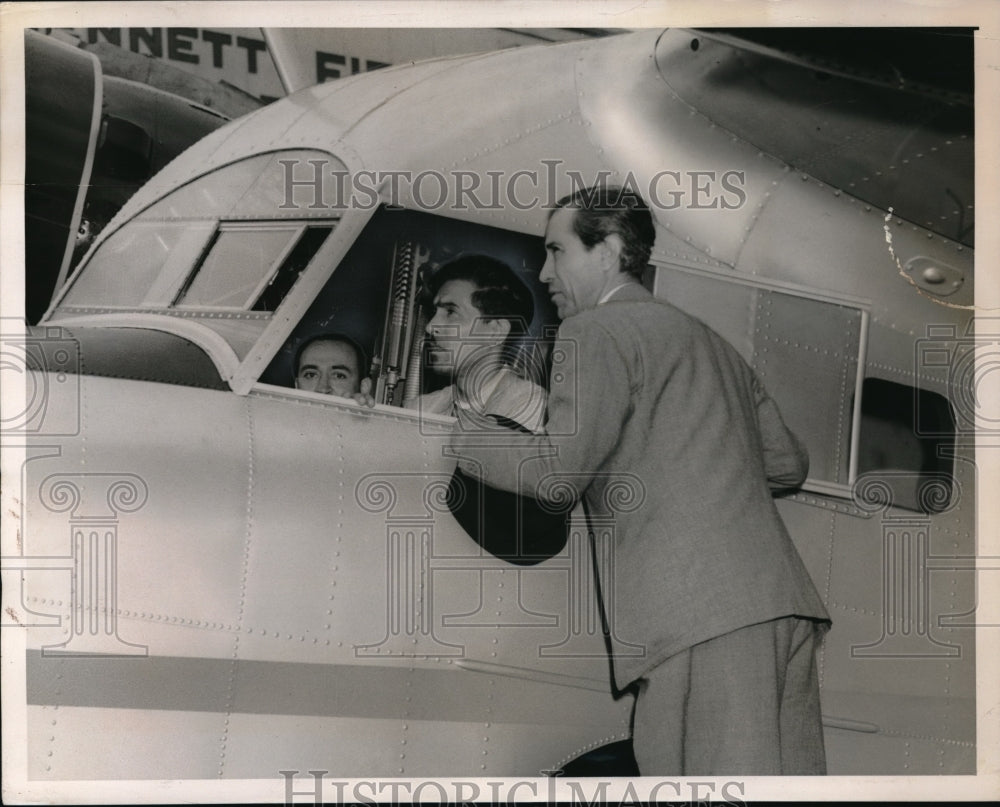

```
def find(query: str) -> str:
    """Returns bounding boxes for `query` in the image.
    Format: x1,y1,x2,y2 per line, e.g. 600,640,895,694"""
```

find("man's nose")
539,255,553,283
318,372,332,393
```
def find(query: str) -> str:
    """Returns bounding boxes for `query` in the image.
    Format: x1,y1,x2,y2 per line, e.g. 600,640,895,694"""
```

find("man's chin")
549,295,570,318
425,351,455,375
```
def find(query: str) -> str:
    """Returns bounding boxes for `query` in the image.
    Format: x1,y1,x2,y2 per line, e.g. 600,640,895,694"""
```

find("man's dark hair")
293,332,367,379
551,186,656,279
427,254,535,342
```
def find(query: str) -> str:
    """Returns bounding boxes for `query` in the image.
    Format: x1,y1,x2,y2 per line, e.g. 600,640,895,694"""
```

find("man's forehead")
545,207,577,241
301,340,357,364
434,278,478,305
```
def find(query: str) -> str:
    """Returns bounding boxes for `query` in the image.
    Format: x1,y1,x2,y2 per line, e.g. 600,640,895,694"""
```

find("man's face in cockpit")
424,279,509,378
295,339,362,397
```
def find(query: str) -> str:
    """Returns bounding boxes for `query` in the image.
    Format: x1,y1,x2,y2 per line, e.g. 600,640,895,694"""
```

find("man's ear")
600,233,624,272
490,317,512,340
472,316,511,341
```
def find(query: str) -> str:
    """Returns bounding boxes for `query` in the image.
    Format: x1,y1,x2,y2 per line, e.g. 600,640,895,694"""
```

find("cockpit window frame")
46,146,378,395
227,201,378,396
170,221,305,311
169,220,336,313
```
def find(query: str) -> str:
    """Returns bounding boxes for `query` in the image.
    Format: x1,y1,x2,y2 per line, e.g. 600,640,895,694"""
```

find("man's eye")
333,371,348,380
301,370,317,379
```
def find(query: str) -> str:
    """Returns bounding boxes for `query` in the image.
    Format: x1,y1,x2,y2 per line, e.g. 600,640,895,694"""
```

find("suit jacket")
453,284,830,684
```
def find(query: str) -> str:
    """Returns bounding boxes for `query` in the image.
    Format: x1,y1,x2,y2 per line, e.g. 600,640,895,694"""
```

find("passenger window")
653,264,866,495
856,378,956,513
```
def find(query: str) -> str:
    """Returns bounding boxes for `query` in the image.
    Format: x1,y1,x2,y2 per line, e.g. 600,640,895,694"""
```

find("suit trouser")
630,615,827,776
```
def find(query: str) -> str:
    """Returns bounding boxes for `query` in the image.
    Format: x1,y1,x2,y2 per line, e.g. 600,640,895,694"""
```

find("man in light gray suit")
451,186,830,775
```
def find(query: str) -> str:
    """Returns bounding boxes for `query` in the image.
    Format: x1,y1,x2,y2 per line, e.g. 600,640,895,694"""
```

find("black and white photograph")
1,1,998,803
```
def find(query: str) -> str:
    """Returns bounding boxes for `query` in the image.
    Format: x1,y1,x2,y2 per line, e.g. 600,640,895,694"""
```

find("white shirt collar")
598,282,632,306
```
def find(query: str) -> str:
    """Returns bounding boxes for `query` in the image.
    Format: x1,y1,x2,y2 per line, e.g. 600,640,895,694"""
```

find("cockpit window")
259,206,556,400
172,223,333,311
253,226,334,312
174,225,301,309
57,150,346,313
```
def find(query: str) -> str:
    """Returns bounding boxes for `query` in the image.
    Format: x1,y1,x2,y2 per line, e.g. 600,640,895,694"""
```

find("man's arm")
753,374,809,491
451,316,634,504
